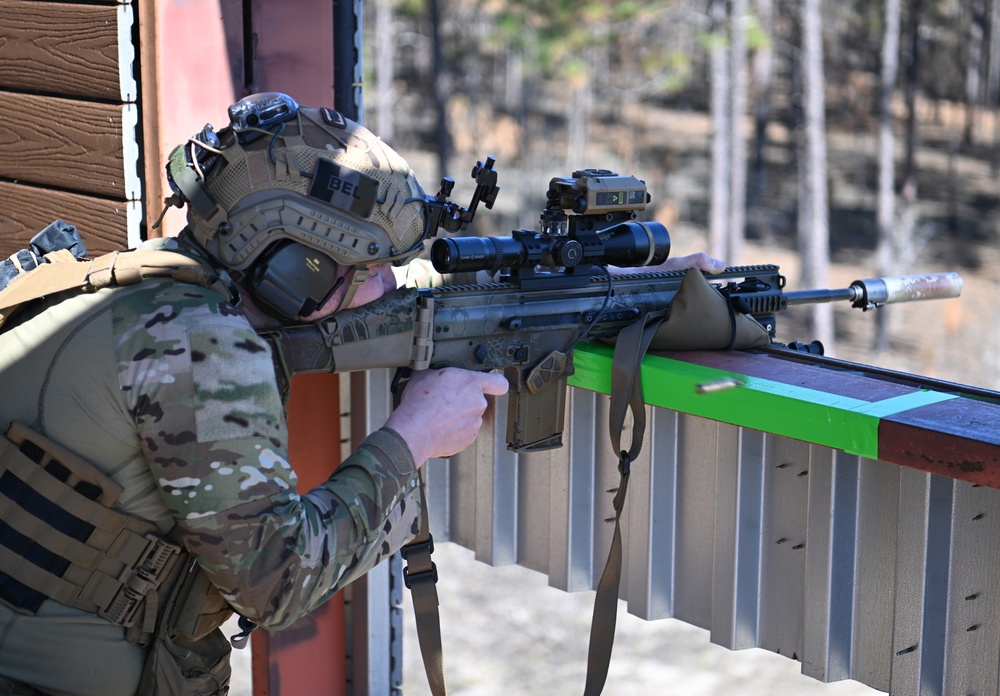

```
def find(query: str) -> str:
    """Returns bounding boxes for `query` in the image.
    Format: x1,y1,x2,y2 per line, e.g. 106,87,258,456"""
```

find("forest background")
361,0,1000,393
329,0,998,693
8,1,988,694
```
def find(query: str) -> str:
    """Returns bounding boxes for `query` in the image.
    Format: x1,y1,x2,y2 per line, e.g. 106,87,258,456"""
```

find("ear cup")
248,241,343,320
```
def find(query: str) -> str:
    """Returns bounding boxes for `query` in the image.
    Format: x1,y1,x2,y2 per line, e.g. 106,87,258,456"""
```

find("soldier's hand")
612,251,726,276
658,252,726,274
385,368,509,466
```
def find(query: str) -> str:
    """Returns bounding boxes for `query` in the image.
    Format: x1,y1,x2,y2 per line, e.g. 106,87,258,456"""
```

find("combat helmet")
164,92,429,320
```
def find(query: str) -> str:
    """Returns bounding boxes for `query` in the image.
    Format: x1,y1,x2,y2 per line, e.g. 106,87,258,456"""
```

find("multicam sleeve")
113,281,421,628
180,428,423,629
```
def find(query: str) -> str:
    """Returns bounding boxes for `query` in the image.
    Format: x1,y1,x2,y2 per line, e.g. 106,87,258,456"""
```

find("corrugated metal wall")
420,383,1000,695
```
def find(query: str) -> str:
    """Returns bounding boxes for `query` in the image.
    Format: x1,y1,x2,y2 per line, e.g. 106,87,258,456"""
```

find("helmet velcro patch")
307,159,379,219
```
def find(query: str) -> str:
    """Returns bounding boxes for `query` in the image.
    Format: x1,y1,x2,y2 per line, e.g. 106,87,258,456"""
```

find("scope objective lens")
601,221,671,267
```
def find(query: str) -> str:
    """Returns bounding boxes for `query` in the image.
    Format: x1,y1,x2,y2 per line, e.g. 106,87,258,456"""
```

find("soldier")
0,93,509,696
0,93,721,695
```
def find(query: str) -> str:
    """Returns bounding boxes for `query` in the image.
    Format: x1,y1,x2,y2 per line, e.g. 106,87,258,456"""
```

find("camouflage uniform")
0,235,422,696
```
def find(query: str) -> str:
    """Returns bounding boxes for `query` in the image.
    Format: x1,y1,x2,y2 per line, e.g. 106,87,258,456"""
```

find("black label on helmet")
308,159,378,218
320,108,347,129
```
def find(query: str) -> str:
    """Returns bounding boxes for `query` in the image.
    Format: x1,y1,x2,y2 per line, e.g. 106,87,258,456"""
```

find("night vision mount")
423,156,501,235
155,92,304,229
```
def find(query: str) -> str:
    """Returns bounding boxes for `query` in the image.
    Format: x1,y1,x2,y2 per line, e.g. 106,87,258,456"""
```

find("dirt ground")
397,543,881,696
224,537,883,696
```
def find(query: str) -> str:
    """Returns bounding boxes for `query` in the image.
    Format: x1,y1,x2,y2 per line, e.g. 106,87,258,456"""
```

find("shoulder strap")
583,309,666,696
0,249,230,328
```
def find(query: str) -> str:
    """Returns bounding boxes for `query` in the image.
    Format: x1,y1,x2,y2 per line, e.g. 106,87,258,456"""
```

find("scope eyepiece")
430,236,526,275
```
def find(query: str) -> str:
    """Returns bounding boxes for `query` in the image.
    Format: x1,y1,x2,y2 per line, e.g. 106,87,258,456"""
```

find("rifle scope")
430,220,671,275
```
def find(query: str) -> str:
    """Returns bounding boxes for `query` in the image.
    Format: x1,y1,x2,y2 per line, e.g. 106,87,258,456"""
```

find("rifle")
261,264,962,451
259,165,963,452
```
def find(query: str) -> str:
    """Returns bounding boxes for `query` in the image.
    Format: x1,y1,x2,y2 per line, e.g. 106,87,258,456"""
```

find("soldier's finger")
479,372,510,396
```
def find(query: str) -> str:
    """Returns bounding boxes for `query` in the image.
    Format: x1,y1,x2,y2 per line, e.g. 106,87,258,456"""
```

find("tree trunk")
897,0,923,281
429,0,452,180
966,0,986,145
902,0,922,203
875,0,902,354
374,0,394,141
566,78,590,169
709,0,731,260
729,0,749,263
990,0,1000,173
505,50,524,116
751,0,775,204
800,0,833,351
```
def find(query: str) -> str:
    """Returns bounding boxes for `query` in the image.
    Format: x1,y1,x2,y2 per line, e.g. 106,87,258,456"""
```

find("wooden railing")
421,345,1000,695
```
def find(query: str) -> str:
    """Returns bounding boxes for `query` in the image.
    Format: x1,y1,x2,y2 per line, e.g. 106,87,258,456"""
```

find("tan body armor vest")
0,245,240,695
0,423,185,640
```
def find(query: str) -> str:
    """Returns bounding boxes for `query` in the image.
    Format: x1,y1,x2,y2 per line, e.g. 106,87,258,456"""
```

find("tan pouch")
170,563,233,643
136,559,233,696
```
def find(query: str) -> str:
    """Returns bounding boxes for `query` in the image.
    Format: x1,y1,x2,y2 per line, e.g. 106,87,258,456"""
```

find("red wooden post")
252,373,347,696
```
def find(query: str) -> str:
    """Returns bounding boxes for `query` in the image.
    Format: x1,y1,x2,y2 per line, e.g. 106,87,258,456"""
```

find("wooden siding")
0,0,137,258
0,93,134,199
15,0,123,4
0,1,124,99
0,181,129,253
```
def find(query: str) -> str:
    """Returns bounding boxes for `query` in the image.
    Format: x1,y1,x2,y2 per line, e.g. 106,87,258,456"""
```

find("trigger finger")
480,373,510,396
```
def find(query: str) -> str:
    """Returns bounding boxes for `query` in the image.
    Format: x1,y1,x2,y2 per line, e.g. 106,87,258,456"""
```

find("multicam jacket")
0,237,422,696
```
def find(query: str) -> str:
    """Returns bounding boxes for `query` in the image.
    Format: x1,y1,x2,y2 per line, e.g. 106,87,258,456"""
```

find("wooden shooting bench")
420,343,1000,695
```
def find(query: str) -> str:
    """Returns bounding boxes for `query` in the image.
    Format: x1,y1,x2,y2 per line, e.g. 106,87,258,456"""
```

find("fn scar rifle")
261,161,963,452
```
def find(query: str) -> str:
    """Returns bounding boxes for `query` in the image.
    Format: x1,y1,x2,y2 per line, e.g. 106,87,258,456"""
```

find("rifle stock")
261,266,963,452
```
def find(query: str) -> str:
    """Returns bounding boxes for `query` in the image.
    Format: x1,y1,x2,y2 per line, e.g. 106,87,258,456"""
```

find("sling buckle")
400,534,434,560
401,534,437,589
402,562,438,590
